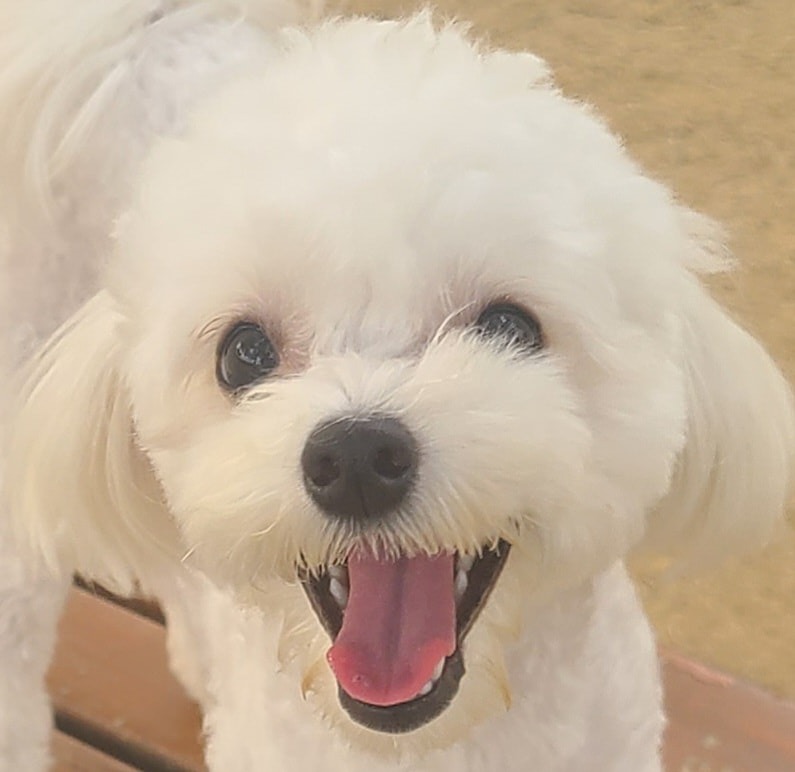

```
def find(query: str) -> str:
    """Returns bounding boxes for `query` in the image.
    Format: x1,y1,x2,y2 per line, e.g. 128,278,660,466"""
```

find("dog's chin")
300,540,511,734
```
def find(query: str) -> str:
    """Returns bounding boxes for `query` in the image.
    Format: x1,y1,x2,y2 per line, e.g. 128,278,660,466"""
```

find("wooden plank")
51,731,137,772
50,588,795,771
662,650,795,771
48,588,206,772
75,577,164,624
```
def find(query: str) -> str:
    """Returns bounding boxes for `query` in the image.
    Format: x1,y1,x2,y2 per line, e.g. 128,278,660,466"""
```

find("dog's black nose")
301,415,418,524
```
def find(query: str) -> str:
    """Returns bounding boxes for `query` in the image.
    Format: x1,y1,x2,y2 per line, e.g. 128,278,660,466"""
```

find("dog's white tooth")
329,577,348,608
328,565,347,584
455,569,468,601
419,680,434,697
458,554,475,573
432,658,445,682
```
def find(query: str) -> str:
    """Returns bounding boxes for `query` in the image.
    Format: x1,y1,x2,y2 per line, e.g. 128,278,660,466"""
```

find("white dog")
1,2,793,770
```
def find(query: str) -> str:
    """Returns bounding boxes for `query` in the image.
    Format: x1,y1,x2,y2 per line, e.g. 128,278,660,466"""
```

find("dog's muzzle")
299,412,511,734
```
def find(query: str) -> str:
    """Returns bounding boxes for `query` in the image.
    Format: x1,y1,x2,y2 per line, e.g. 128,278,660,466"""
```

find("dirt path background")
344,0,795,699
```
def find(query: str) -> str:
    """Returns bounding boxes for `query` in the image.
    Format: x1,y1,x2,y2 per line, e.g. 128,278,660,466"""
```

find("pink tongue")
327,550,456,707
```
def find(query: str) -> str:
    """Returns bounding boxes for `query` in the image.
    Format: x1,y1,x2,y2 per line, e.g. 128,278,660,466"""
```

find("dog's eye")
474,303,544,354
217,323,279,391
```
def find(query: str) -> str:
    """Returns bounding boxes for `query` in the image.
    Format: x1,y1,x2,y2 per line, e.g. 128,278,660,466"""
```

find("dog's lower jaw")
183,563,663,771
300,541,511,733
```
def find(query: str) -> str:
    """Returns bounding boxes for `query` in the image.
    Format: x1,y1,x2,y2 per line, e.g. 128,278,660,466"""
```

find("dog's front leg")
145,568,214,710
0,521,68,772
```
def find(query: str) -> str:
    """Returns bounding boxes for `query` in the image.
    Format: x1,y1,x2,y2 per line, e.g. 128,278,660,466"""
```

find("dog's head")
9,15,794,753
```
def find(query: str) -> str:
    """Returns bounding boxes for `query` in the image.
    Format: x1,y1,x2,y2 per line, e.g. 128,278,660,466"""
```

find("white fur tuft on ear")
7,291,180,591
644,275,795,565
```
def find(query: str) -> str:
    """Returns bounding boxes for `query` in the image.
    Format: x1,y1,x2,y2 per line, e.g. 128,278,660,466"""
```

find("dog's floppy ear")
644,225,795,564
8,290,180,591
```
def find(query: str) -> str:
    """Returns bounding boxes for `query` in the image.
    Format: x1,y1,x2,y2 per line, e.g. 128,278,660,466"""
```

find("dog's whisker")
194,314,229,343
248,518,285,539
430,300,477,346
180,543,200,564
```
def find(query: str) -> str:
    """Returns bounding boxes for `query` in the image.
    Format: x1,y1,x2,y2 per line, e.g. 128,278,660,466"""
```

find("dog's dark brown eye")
474,303,544,354
217,323,279,391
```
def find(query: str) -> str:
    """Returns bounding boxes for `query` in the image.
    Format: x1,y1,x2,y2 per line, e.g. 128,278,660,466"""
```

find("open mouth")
301,540,511,733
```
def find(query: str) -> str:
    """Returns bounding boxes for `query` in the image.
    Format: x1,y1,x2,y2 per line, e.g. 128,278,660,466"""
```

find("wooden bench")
48,587,795,771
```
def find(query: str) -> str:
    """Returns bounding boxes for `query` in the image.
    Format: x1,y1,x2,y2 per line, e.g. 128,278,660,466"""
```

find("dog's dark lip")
299,539,511,733
337,649,466,733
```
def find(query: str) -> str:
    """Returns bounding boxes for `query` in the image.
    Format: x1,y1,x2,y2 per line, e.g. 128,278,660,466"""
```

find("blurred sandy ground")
343,0,795,698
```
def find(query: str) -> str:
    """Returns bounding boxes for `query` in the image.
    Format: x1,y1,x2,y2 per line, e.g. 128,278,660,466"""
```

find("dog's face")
116,20,690,744
10,16,793,756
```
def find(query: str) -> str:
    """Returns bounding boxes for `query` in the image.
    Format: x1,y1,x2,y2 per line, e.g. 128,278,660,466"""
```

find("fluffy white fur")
1,1,793,770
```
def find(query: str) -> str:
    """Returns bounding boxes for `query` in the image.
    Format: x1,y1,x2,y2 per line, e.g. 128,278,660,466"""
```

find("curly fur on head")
2,2,793,770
